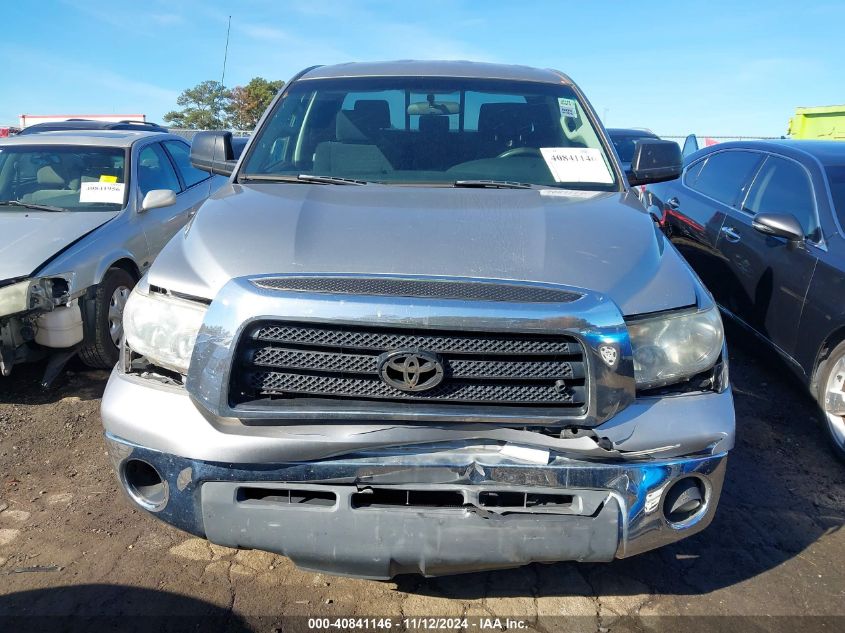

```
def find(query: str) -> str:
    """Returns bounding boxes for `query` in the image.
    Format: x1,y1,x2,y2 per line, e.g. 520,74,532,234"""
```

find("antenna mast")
219,15,232,125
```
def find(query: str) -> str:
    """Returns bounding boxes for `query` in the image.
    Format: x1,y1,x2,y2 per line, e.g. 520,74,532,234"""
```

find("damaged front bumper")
0,274,81,376
101,368,733,578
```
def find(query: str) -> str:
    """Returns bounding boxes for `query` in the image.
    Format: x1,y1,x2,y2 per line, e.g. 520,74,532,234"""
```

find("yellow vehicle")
788,105,845,140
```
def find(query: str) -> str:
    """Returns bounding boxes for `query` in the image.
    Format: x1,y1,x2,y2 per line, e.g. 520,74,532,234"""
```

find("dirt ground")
0,332,843,632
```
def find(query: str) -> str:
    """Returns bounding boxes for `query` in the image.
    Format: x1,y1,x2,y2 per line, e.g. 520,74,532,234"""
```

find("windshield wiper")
453,180,535,189
239,174,369,185
0,200,67,213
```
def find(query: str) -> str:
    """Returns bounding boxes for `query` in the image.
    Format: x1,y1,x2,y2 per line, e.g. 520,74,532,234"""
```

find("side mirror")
140,189,176,213
190,131,236,176
752,213,805,244
231,136,250,160
628,140,682,186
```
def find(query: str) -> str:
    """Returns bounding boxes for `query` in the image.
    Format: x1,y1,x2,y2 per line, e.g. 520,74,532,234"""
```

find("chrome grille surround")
186,273,636,427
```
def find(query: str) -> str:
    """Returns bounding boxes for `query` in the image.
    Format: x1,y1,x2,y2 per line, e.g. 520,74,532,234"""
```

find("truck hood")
151,183,696,315
0,210,118,281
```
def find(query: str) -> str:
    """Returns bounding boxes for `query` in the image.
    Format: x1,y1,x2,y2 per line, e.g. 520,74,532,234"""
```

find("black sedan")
645,140,845,461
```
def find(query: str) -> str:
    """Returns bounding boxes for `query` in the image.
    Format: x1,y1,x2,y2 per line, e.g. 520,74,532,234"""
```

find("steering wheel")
496,147,543,159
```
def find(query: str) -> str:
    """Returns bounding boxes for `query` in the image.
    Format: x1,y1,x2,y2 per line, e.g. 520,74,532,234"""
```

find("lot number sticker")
79,182,125,204
557,98,578,118
540,148,613,184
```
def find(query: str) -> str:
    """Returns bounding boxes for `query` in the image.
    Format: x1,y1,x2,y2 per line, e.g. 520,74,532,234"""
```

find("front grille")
251,276,583,303
230,321,588,411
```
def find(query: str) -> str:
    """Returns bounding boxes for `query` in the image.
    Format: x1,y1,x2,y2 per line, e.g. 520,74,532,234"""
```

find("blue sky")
3,0,843,137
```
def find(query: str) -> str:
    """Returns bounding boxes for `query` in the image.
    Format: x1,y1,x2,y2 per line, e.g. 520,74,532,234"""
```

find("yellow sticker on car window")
99,175,118,183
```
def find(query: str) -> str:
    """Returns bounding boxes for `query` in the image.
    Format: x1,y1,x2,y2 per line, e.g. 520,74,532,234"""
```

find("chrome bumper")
101,369,732,579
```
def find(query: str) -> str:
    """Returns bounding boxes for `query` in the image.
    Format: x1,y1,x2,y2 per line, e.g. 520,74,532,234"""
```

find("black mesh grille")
251,372,584,404
251,276,583,303
254,324,575,355
231,321,588,411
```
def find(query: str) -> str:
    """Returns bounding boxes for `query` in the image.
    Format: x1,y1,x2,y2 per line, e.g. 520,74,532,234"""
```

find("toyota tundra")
100,61,734,578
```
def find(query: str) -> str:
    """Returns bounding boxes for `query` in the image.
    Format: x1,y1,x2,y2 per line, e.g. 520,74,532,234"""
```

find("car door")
135,141,190,257
715,153,820,358
662,149,764,298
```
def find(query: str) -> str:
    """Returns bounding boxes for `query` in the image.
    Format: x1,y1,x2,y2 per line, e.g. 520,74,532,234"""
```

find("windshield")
241,77,619,189
0,145,127,211
827,166,845,228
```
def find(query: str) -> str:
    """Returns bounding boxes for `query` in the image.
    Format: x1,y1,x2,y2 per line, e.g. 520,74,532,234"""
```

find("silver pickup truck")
101,61,734,578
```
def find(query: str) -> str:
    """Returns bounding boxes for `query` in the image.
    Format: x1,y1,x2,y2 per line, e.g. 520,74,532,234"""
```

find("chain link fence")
662,135,781,147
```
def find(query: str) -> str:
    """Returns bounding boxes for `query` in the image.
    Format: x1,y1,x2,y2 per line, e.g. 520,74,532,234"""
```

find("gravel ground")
0,332,843,632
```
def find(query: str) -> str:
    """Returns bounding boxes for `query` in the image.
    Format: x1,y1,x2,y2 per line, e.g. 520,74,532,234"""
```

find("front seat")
20,165,70,203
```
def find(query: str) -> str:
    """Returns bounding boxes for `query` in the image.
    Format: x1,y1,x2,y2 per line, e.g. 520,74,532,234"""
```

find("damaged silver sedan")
0,131,222,383
101,60,734,578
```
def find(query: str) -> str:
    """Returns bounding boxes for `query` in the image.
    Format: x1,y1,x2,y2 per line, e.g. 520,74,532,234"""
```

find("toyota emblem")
377,350,445,392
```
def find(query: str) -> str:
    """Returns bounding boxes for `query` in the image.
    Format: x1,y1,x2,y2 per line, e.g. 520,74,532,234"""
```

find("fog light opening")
123,459,168,511
663,477,706,525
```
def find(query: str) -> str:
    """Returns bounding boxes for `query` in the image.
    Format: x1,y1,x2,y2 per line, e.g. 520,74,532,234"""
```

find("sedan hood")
0,210,118,281
151,184,696,315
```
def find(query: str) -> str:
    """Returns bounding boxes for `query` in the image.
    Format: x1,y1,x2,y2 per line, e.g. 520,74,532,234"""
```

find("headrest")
419,115,449,135
37,165,65,185
478,103,534,138
336,100,391,142
353,100,391,128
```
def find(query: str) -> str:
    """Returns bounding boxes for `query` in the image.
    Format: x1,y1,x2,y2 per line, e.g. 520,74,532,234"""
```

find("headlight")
627,305,724,389
123,277,206,375
0,279,33,317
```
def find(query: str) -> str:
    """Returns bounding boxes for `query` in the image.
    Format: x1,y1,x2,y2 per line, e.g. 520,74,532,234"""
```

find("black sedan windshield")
826,166,845,227
241,77,618,189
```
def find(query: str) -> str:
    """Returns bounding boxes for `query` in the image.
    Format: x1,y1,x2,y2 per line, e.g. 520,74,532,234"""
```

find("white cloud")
150,12,184,26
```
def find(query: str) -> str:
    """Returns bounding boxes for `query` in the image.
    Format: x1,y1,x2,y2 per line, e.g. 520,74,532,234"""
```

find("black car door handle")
720,226,741,243
667,197,680,210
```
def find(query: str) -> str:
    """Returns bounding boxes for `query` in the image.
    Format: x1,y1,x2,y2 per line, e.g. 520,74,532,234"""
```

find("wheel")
496,147,542,159
814,340,845,463
78,267,136,369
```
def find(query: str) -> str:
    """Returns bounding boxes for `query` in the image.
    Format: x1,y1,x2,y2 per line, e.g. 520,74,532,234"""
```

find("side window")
744,156,818,239
687,150,762,207
163,140,210,189
137,144,181,197
683,158,706,186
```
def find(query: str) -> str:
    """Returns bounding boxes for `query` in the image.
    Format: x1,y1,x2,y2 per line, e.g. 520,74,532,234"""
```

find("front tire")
814,340,845,463
79,267,136,369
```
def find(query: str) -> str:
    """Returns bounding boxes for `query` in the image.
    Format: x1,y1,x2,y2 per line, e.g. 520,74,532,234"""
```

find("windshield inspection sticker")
557,97,578,118
540,147,614,184
79,181,124,204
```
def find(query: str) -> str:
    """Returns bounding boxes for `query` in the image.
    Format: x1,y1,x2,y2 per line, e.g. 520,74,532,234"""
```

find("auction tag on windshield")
79,181,125,204
99,174,118,183
540,147,613,184
557,97,578,118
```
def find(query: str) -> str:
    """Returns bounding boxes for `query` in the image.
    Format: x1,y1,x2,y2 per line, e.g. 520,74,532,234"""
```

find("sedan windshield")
0,145,127,211
241,77,619,189
826,166,845,228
